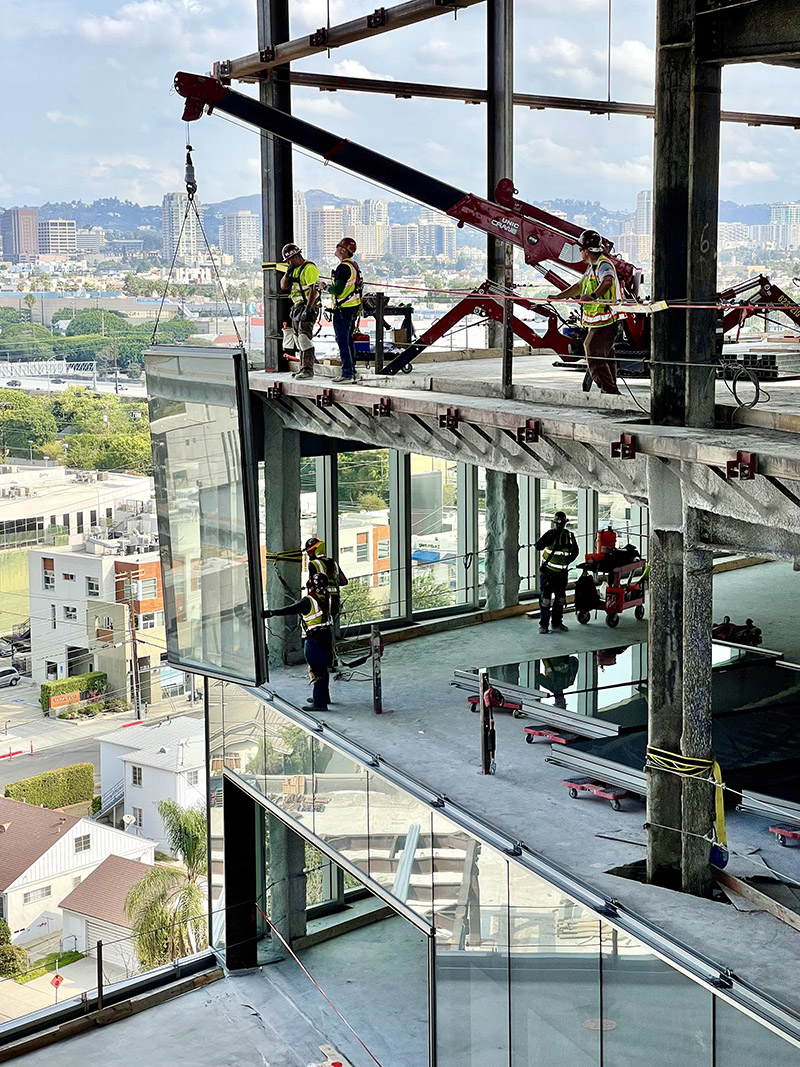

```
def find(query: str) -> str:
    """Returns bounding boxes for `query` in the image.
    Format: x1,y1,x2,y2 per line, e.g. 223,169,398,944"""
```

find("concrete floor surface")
265,560,800,1018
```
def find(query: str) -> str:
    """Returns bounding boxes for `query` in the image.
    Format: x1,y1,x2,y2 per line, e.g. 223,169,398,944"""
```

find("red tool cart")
603,559,647,628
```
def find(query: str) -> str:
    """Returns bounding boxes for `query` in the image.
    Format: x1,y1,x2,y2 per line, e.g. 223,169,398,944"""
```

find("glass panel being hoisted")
145,345,267,686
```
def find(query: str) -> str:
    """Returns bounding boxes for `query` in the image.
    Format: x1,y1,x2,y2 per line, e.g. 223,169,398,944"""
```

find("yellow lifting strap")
265,549,304,563
645,745,727,847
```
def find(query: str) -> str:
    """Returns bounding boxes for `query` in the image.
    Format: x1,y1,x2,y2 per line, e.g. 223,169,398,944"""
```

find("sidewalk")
0,955,128,1025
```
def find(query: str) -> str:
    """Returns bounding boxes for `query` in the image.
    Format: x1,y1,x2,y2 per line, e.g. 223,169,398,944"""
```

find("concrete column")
263,408,302,667
483,469,520,611
682,514,714,896
258,0,293,371
646,526,684,888
266,812,307,946
486,0,513,349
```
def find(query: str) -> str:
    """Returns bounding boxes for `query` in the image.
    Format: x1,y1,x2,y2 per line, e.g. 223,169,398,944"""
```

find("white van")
0,666,20,688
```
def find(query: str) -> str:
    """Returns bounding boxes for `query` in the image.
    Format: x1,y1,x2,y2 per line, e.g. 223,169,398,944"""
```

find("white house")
97,717,206,851
0,797,155,945
59,854,153,974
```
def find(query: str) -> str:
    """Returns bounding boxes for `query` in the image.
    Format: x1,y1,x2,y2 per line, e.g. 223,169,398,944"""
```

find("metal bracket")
438,407,459,431
315,389,334,409
710,970,734,990
309,27,328,47
373,396,392,418
259,46,275,64
516,418,539,444
726,450,756,480
611,433,636,460
266,382,282,400
367,7,388,27
215,60,232,78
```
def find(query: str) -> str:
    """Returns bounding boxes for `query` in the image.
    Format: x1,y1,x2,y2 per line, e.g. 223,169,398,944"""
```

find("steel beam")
258,0,293,372
288,71,800,129
486,0,513,350
221,0,485,81
697,0,800,66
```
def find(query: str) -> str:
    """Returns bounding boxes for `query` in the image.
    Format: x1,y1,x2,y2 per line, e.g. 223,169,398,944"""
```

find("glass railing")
210,681,800,1065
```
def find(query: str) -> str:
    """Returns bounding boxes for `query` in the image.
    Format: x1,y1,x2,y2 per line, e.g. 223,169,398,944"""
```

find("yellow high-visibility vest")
580,254,620,327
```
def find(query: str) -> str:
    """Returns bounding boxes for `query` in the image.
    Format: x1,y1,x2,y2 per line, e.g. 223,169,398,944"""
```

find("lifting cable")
151,141,245,352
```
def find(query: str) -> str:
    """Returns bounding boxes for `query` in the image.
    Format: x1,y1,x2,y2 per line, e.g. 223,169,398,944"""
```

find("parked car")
51,376,65,383
0,640,12,658
7,380,21,387
0,665,20,688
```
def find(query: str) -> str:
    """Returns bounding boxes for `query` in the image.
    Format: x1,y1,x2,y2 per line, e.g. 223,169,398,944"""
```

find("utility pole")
128,587,142,719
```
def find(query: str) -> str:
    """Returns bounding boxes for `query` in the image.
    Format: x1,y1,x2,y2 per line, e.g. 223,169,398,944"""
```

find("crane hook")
184,145,197,199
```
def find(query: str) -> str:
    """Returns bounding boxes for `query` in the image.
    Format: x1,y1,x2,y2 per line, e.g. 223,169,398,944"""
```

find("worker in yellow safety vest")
534,511,579,634
329,236,363,383
304,535,348,629
280,242,321,380
263,572,334,711
557,229,622,395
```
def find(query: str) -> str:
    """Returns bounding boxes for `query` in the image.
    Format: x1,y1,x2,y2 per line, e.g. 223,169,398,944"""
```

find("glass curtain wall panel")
410,455,461,612
311,736,371,881
146,346,266,685
337,449,394,625
365,774,435,920
518,475,538,595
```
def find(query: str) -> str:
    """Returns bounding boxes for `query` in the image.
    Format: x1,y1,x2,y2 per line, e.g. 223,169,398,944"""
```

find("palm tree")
124,799,208,970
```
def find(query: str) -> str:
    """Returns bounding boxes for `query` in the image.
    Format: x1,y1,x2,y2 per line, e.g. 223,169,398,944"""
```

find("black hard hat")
304,536,324,555
579,229,604,253
553,510,568,526
309,572,329,592
282,242,302,260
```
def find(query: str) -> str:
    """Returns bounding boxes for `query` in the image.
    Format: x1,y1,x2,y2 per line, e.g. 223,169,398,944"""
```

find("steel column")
258,0,293,371
486,0,513,349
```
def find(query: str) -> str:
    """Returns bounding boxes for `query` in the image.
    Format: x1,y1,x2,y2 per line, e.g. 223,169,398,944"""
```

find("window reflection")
411,455,460,611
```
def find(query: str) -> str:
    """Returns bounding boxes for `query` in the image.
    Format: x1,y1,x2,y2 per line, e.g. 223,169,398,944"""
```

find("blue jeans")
304,629,332,708
333,306,359,378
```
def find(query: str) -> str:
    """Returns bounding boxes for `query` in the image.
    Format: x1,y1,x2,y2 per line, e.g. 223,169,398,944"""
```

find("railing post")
96,940,103,1010
502,295,514,400
374,291,385,375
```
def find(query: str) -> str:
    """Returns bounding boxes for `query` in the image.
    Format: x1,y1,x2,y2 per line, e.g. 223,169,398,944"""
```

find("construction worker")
304,536,348,623
280,242,320,380
264,572,333,711
557,229,621,394
535,511,579,634
329,237,363,383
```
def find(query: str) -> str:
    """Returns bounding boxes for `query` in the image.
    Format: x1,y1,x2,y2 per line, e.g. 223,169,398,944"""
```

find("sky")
2,0,799,214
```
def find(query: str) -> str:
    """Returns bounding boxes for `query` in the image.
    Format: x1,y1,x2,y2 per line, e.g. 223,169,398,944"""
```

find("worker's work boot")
539,624,550,634
294,348,315,381
552,623,569,633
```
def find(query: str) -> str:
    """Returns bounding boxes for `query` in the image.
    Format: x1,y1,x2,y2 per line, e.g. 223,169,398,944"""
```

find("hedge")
40,671,107,713
5,763,95,808
0,945,28,978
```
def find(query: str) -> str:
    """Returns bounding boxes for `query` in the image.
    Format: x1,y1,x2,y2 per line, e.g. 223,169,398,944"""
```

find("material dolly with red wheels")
769,824,800,846
562,776,631,811
524,725,580,745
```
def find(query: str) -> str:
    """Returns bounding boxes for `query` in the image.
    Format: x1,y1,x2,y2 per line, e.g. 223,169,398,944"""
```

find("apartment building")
38,219,77,256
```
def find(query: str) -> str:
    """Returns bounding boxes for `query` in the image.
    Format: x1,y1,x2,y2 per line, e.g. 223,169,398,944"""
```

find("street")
0,678,202,792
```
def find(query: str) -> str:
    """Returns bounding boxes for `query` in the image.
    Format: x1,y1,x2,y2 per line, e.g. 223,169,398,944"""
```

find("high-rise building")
770,202,800,228
362,198,389,225
390,224,419,258
343,204,362,229
161,192,205,264
220,211,260,263
635,190,653,237
418,219,457,262
38,218,77,256
293,190,308,253
76,227,105,253
308,205,343,264
0,208,39,263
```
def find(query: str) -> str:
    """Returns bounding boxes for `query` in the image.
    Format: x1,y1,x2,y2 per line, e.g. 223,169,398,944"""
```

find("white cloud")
606,40,655,87
330,59,394,81
89,153,154,179
294,97,352,119
46,110,89,127
290,0,346,30
594,155,653,184
246,158,261,177
527,37,601,92
721,160,779,187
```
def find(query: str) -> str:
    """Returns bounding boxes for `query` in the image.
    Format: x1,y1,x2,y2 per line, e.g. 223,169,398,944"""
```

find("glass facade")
210,690,800,1067
145,347,266,685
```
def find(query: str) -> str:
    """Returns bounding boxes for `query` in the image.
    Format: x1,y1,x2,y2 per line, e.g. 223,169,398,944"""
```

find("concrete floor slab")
262,561,800,1019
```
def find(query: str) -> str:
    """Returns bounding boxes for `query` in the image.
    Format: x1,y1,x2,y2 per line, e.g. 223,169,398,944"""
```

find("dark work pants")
304,629,332,708
584,323,620,394
539,569,569,628
333,306,359,378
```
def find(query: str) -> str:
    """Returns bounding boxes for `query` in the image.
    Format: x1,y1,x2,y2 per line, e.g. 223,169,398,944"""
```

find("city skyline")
3,1,800,213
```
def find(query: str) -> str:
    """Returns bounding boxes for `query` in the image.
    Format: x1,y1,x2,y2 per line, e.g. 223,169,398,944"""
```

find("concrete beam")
697,0,800,66
221,0,485,81
289,71,800,129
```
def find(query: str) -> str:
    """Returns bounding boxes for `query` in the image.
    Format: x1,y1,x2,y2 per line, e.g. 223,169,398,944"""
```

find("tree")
124,800,208,970
339,580,380,626
357,491,387,511
0,944,27,978
0,918,11,945
66,309,132,337
411,568,452,611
